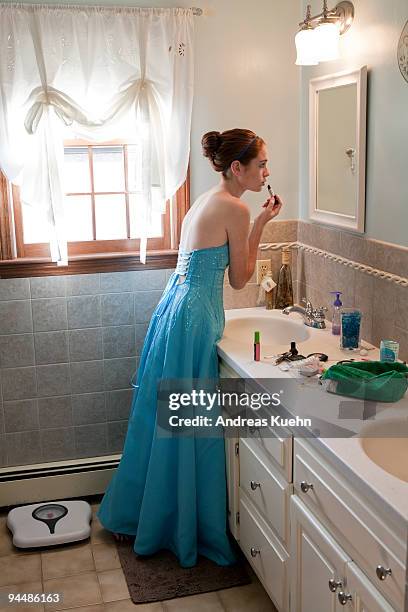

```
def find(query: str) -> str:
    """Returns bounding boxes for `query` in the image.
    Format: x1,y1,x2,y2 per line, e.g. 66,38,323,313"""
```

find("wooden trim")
0,250,178,278
89,145,96,240
12,185,26,258
0,174,13,260
176,166,190,242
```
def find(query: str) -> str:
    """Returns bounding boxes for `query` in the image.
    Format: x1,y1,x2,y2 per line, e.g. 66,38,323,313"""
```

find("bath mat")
115,538,251,604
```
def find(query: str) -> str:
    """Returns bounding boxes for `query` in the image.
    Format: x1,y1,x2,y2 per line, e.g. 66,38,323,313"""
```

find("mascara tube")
254,331,260,361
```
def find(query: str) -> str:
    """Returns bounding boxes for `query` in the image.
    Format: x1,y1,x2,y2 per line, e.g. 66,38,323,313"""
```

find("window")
0,141,190,278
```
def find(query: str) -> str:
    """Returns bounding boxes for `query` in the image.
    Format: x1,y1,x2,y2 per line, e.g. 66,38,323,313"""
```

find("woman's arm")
227,195,283,290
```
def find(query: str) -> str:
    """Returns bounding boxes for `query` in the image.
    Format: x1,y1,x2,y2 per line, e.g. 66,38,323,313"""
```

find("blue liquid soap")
330,292,342,335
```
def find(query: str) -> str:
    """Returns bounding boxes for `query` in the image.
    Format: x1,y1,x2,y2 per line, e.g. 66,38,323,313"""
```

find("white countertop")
217,307,408,529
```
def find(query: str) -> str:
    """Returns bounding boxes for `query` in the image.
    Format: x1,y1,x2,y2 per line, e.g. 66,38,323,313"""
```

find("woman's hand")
257,194,283,224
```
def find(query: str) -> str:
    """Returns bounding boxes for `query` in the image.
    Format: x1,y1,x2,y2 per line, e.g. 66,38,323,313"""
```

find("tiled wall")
296,222,408,361
223,220,298,310
0,269,173,468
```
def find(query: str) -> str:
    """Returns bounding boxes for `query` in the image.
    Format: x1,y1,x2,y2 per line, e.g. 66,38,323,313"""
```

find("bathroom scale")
7,500,92,548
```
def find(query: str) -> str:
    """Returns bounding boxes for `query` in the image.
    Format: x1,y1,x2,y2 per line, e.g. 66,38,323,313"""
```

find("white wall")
11,0,301,220
188,0,300,220
299,0,408,247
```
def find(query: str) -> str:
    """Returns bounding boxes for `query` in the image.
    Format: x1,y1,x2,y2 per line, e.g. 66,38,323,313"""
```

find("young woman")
98,128,283,567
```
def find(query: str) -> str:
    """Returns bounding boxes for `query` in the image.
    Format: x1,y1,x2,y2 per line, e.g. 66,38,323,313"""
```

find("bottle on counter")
275,247,294,310
330,291,342,335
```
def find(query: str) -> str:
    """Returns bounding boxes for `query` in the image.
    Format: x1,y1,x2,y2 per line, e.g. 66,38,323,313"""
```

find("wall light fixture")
295,1,354,66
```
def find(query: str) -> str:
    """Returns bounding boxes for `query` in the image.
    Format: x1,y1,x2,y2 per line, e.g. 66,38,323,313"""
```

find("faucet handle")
313,306,328,321
301,298,313,314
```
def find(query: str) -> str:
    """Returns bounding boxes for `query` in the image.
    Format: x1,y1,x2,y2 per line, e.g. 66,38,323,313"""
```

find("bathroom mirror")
309,66,367,232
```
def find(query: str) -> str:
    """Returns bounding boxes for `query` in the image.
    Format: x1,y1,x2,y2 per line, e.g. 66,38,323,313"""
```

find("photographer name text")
168,415,312,428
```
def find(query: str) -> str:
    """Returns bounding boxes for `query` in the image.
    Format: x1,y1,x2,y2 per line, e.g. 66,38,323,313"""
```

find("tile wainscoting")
296,221,408,361
0,269,173,467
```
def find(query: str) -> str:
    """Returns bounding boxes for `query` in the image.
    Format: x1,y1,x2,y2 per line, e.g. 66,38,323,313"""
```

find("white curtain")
0,4,194,264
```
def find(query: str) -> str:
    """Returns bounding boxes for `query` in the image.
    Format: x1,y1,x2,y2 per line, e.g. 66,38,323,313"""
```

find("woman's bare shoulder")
207,190,248,213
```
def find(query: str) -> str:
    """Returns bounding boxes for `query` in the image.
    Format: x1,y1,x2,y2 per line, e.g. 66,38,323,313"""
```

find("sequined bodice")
175,243,229,293
154,243,229,339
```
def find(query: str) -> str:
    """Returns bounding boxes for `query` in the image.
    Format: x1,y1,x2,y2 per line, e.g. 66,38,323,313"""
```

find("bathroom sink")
223,311,310,350
359,418,408,483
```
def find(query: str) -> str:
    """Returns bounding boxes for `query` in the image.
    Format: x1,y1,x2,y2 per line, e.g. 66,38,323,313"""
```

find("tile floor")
0,498,278,612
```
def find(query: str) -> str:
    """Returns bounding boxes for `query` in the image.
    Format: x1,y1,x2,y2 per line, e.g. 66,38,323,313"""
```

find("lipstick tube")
254,331,260,361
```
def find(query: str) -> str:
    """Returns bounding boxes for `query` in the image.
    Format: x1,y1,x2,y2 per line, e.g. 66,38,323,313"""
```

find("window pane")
95,194,127,240
22,203,49,244
93,146,124,192
129,193,163,238
63,147,91,193
64,195,93,241
127,144,142,192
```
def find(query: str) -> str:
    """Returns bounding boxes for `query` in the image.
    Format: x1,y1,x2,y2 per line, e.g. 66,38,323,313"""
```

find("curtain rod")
1,3,203,15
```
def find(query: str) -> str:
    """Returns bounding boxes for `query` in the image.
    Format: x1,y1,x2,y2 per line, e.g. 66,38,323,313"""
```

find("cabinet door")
225,436,240,540
290,496,351,612
345,562,395,612
219,359,241,540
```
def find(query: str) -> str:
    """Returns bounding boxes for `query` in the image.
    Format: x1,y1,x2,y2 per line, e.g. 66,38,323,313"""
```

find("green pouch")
321,361,408,403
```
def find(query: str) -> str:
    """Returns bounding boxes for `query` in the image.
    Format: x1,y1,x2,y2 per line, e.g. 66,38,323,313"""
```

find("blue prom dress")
97,242,237,568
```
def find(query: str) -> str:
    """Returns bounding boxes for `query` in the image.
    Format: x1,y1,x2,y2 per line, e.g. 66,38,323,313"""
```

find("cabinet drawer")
219,358,292,481
240,438,292,548
245,426,292,483
294,440,406,611
240,494,289,612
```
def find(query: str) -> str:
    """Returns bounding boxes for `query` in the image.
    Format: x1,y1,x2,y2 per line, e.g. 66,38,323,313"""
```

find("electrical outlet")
256,259,271,284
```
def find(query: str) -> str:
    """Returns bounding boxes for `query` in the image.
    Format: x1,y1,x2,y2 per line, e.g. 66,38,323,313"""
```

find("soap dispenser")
330,291,342,335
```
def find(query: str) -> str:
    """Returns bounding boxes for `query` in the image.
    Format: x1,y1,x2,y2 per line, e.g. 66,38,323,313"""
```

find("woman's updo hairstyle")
201,128,264,177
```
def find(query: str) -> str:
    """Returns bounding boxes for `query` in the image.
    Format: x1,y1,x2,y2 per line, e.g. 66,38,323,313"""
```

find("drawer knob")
250,547,260,557
249,425,260,435
300,481,314,493
376,565,392,581
338,592,353,605
250,480,261,490
328,579,343,592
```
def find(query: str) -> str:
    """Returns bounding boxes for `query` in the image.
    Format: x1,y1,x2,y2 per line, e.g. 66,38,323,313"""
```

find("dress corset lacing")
175,250,192,276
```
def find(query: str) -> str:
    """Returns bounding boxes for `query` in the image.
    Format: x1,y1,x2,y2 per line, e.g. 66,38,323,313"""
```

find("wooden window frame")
0,144,190,278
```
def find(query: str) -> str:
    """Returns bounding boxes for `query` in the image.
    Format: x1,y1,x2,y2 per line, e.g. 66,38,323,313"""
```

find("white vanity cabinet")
238,438,292,611
219,357,407,612
290,495,350,611
290,496,395,612
293,439,406,612
220,358,293,611
220,360,241,541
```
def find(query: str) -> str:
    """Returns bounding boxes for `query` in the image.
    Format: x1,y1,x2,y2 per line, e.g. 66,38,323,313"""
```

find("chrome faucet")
282,300,327,329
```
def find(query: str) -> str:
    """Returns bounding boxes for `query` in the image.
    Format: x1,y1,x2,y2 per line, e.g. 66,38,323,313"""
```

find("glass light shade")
314,21,340,62
295,28,319,66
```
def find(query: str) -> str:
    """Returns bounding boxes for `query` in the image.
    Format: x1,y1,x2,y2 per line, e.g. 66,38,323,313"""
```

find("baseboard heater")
0,455,121,508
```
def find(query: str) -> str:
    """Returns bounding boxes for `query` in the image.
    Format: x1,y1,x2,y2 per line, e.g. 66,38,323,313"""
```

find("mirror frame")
309,66,367,233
